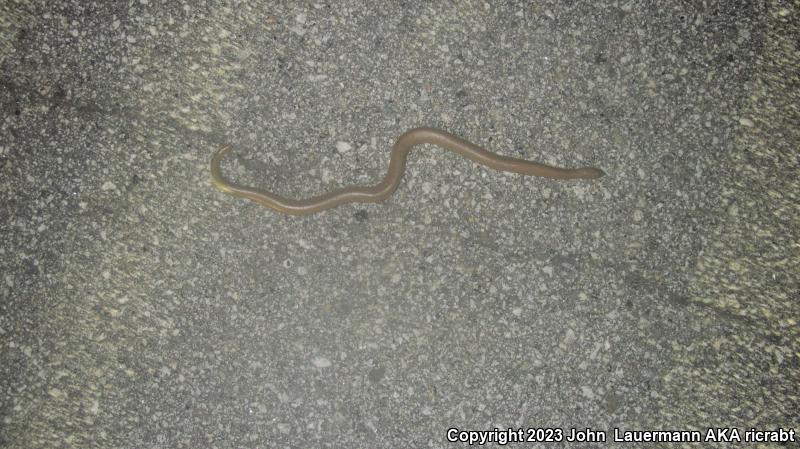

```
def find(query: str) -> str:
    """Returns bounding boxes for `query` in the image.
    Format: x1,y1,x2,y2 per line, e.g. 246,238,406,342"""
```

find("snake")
210,127,604,215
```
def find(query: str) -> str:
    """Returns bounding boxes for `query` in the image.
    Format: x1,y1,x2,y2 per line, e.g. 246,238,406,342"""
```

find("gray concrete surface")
1,1,798,448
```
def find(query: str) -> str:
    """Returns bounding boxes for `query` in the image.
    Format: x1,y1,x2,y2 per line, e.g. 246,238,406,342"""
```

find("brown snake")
210,127,604,215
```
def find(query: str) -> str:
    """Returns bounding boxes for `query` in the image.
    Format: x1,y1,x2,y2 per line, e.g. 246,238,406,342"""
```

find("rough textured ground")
1,1,797,448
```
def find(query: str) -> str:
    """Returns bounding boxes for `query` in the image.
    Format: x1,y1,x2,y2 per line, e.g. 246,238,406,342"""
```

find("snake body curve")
210,127,604,215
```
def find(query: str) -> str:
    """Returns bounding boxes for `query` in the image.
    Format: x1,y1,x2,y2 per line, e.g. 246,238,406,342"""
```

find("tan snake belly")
210,127,604,216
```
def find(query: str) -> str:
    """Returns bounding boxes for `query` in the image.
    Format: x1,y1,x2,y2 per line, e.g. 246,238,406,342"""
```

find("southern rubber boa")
210,127,604,215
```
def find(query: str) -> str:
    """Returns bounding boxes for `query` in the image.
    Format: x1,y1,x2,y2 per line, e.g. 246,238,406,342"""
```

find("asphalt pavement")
1,1,797,448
